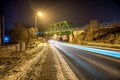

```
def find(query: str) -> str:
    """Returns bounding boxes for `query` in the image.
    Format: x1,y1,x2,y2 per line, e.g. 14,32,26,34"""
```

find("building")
0,15,5,45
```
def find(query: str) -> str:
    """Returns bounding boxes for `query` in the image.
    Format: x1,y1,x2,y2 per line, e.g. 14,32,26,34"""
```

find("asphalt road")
49,41,120,80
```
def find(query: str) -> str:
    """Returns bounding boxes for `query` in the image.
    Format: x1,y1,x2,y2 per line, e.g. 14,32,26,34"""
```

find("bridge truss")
46,21,76,36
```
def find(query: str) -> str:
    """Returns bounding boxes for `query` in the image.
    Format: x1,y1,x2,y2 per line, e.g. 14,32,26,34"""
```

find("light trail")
49,40,120,58
51,43,107,80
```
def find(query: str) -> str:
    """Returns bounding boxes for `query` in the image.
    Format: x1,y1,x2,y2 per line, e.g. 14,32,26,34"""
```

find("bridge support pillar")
69,34,73,42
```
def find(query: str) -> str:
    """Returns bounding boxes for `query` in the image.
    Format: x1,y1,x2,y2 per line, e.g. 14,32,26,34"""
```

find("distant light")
4,36,10,43
54,34,57,37
53,34,57,40
45,32,48,34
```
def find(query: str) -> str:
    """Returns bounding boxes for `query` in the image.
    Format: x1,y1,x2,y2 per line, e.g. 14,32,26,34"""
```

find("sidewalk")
21,44,78,80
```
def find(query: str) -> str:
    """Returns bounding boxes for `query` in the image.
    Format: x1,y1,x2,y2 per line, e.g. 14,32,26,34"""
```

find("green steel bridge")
45,20,76,36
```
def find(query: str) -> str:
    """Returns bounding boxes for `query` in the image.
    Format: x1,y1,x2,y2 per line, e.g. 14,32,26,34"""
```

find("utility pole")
34,12,43,40
0,15,5,46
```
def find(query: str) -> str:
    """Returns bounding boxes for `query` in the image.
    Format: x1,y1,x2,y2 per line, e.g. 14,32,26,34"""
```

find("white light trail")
49,40,120,58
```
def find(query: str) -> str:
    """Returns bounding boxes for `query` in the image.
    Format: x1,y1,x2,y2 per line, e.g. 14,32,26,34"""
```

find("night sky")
0,0,120,29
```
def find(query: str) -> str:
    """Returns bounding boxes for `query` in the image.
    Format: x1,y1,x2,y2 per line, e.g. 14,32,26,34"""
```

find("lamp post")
35,12,43,39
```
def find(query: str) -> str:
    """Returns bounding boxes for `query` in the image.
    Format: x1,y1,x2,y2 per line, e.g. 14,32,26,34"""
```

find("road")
49,40,120,80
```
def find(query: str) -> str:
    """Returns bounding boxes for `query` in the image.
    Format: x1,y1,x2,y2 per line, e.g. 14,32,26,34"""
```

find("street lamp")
38,12,43,16
35,11,43,39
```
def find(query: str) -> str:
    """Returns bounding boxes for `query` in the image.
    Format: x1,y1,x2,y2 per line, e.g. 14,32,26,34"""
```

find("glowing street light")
35,11,43,39
38,12,43,16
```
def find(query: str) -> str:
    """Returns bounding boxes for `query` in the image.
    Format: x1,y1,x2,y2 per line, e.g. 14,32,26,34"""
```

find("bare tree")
10,22,28,43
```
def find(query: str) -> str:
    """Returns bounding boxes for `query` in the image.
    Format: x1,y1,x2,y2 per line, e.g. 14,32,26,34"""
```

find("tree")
10,22,28,42
29,27,37,39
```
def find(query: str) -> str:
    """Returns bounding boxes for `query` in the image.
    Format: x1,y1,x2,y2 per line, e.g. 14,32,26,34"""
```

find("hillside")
72,20,120,48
